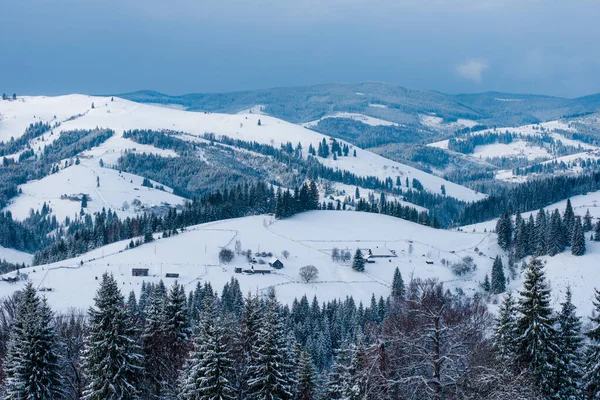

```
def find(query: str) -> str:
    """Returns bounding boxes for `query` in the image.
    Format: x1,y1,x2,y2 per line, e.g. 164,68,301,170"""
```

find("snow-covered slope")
0,95,485,202
0,210,595,316
302,112,400,128
0,246,33,265
0,211,498,311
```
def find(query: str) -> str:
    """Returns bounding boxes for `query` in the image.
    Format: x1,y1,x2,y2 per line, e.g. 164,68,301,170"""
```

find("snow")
3,133,183,222
0,95,484,203
368,103,388,109
419,115,479,131
0,246,33,265
0,211,499,312
472,140,550,160
301,112,399,128
236,105,266,115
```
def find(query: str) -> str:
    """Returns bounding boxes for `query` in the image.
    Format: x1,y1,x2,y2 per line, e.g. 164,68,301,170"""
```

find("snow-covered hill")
0,246,33,265
0,210,595,316
0,211,498,311
0,95,484,203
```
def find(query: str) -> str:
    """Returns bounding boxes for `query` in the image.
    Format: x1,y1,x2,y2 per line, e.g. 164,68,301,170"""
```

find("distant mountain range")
118,82,600,127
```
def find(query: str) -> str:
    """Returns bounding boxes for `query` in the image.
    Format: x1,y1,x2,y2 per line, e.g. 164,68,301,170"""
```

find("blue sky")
2,0,599,97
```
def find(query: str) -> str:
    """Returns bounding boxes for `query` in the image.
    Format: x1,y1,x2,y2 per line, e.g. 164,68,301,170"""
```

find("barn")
268,257,284,269
132,268,149,277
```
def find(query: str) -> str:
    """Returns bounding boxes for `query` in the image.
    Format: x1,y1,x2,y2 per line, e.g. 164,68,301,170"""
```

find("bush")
219,248,234,264
299,265,319,283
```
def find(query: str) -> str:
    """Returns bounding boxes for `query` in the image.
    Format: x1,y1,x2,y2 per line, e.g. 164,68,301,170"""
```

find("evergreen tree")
247,294,293,399
551,287,583,400
295,350,316,400
514,259,558,393
514,213,528,259
482,274,490,292
4,284,63,399
493,292,517,359
178,296,235,400
325,342,352,400
563,199,575,239
547,209,565,256
351,249,365,272
491,256,506,294
594,221,600,242
82,273,143,399
391,267,405,298
584,209,593,232
584,288,600,398
534,209,548,256
496,212,512,251
571,216,586,256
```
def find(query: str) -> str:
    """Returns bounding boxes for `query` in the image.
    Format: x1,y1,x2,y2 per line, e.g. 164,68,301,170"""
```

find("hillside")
0,95,484,218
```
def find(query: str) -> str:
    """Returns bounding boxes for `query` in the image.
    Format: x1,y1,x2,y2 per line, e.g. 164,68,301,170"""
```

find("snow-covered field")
419,115,478,130
0,210,595,316
0,246,33,265
0,211,498,312
301,112,399,128
0,95,485,203
472,140,550,160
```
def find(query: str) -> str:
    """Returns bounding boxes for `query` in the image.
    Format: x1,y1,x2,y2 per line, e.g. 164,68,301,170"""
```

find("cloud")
456,59,489,83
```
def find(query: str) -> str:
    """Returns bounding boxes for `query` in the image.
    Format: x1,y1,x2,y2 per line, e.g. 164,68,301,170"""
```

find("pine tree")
594,221,600,242
493,292,517,359
534,209,548,256
584,288,600,398
491,256,506,294
82,273,143,400
514,259,558,393
514,213,528,259
571,216,586,256
551,287,583,399
548,209,565,256
325,342,352,400
4,284,63,399
563,198,575,240
391,267,405,298
142,286,167,396
351,249,365,272
178,296,235,400
496,212,512,251
247,294,293,399
584,209,593,232
295,350,316,400
482,274,490,292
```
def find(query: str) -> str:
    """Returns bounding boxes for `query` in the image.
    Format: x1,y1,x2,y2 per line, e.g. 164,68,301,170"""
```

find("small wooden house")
252,265,273,275
165,273,179,278
132,268,149,277
268,257,284,269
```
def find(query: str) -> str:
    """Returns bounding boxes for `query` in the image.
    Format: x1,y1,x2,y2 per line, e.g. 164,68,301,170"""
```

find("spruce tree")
493,292,517,359
178,296,235,400
295,350,317,400
551,287,583,399
496,212,512,251
4,284,63,399
491,256,506,294
391,267,405,298
571,216,586,256
548,209,565,256
534,209,548,256
584,209,593,232
351,249,365,272
247,294,293,399
514,213,528,259
514,259,558,393
584,288,600,398
325,341,352,400
563,199,575,239
82,273,143,400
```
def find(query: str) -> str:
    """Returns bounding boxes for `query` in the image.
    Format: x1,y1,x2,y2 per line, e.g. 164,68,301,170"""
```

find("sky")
2,0,599,98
